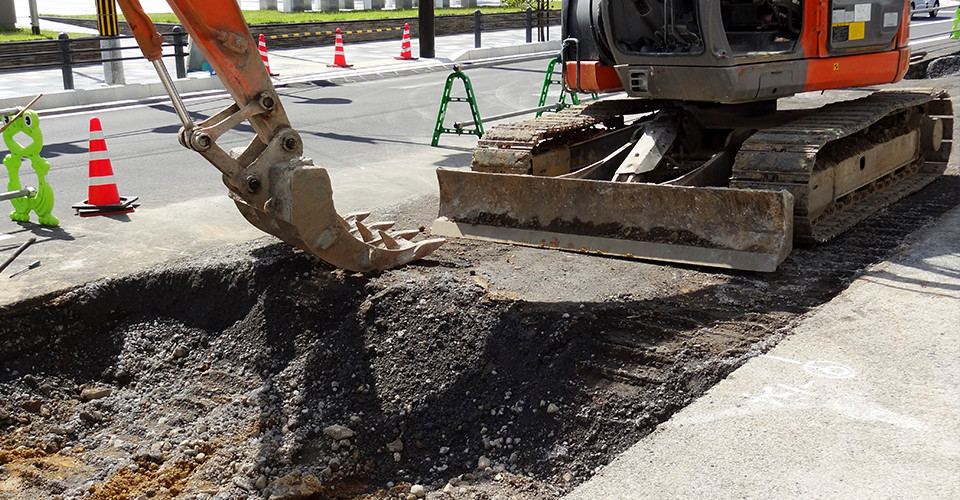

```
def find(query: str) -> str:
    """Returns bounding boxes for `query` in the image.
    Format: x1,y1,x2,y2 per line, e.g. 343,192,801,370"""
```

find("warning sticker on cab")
832,22,866,42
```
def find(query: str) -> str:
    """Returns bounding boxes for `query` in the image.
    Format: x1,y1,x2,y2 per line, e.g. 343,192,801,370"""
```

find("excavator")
433,0,954,271
115,0,445,273
118,0,951,273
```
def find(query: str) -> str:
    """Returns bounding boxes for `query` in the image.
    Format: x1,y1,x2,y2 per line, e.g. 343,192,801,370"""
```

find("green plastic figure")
952,6,959,39
3,109,58,226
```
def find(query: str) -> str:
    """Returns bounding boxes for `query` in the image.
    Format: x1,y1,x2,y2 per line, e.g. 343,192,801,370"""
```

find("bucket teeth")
379,230,400,249
392,229,420,240
343,212,371,223
230,164,444,272
348,224,425,248
365,221,396,231
354,220,375,242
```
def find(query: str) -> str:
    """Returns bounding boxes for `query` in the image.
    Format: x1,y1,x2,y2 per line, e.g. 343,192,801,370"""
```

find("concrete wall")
282,0,312,12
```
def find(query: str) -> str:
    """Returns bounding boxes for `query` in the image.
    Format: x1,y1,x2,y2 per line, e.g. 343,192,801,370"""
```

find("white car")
910,0,940,18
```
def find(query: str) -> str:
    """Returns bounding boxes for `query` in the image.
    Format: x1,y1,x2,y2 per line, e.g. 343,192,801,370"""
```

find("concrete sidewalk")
0,27,561,112
567,205,960,499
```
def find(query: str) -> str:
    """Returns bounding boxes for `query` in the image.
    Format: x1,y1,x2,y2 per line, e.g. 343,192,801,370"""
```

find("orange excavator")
119,0,952,273
115,0,444,273
434,0,953,271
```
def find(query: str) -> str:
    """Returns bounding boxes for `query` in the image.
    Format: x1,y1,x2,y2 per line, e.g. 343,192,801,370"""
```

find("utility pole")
96,0,125,85
28,0,40,35
419,0,435,58
0,0,16,30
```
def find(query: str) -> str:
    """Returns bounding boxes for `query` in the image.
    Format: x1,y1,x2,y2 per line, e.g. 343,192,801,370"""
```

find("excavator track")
731,89,953,244
438,89,952,272
473,99,659,174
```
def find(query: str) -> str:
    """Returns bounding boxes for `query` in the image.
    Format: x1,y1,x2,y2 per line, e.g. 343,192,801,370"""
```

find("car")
910,0,940,18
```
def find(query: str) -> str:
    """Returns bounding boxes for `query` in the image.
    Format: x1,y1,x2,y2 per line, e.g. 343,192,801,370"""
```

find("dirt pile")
1,168,958,499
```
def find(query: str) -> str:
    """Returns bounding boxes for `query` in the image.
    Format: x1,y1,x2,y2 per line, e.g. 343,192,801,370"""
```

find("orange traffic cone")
327,28,353,68
258,34,279,76
395,23,417,61
71,117,138,217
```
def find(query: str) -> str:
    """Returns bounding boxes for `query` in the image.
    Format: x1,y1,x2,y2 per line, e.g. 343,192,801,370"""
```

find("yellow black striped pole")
96,0,120,37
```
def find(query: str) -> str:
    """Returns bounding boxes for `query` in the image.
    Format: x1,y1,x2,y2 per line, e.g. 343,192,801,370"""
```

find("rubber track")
472,90,953,246
473,98,658,169
730,89,953,244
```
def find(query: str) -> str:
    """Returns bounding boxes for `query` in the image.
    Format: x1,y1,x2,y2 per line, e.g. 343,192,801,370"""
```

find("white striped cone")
86,117,122,206
395,23,417,60
72,117,138,216
328,28,353,68
258,34,278,76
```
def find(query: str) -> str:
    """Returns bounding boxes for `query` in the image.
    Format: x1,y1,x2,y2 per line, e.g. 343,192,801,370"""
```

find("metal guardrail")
910,24,960,41
0,8,556,92
9,10,950,93
0,27,190,91
263,7,550,50
910,5,947,18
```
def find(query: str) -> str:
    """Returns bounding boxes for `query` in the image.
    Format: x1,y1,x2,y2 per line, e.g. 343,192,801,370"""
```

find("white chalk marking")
804,360,857,379
761,354,803,365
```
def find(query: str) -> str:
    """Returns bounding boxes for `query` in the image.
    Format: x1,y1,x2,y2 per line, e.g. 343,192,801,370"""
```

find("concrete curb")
1,76,225,113
451,40,560,62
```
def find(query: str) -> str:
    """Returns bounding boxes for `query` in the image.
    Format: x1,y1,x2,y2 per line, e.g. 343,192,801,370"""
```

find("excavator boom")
115,0,443,272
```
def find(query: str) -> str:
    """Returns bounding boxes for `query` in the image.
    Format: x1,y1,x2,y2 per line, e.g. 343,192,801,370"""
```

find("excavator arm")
115,0,444,272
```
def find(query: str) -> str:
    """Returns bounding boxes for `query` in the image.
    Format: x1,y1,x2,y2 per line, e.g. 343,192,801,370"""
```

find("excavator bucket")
231,162,444,273
115,0,443,273
433,169,794,272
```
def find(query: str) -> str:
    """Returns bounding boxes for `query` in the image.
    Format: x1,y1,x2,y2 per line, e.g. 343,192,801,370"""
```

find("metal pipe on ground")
0,237,38,275
453,103,561,130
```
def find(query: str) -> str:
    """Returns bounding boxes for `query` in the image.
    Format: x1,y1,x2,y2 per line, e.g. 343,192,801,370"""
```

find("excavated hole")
0,172,958,499
3,245,764,499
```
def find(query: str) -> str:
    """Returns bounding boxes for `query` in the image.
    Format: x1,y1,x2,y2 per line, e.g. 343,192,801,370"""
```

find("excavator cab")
563,0,911,101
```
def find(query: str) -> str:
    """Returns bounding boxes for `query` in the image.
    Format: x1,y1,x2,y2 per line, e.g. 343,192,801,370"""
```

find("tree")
500,0,550,42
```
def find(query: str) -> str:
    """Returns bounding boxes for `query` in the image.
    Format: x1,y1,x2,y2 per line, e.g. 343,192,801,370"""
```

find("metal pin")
9,260,41,278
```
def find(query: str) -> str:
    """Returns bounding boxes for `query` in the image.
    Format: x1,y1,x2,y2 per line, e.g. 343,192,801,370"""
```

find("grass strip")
0,28,90,42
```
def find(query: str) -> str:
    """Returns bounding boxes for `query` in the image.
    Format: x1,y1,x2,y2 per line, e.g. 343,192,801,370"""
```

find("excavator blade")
433,169,794,272
232,164,444,273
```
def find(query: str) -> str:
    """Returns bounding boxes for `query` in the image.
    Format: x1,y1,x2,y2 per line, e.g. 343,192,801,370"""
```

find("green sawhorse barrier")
431,65,484,147
536,57,598,117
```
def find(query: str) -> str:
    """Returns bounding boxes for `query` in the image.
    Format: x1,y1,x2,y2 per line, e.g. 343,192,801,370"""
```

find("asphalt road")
908,9,960,42
18,58,548,222
0,57,554,305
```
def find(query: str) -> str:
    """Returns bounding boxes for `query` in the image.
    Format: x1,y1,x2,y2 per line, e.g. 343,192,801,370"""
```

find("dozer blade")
232,164,444,273
433,169,794,272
